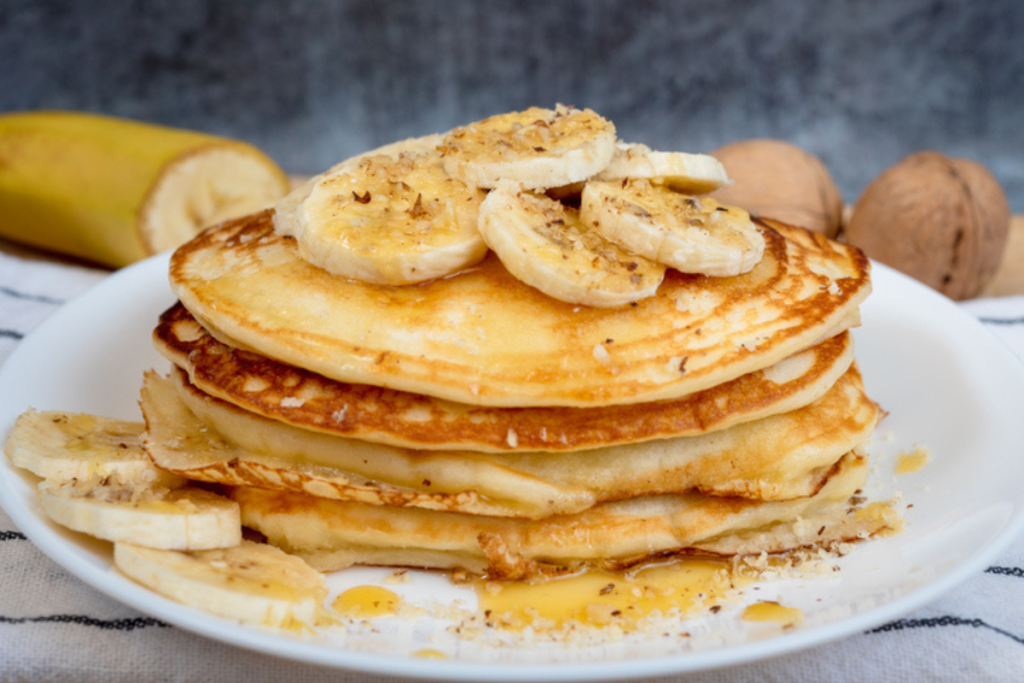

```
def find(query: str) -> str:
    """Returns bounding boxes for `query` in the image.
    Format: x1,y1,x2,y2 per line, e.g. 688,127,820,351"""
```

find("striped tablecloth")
1,242,1022,682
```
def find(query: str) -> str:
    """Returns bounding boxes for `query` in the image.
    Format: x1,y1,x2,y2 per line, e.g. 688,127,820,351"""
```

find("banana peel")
0,111,290,268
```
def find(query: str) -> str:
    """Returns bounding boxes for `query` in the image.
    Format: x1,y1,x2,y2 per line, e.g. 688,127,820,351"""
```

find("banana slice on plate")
479,180,666,307
5,408,184,489
114,540,327,630
581,179,765,277
440,105,617,190
39,481,241,550
279,149,487,284
596,142,732,194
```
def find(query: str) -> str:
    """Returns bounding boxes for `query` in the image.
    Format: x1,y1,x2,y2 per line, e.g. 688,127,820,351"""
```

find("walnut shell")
710,139,844,238
845,151,1010,300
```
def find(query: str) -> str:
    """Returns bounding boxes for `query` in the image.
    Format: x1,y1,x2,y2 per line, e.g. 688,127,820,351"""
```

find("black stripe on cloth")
0,329,24,340
0,614,170,630
978,317,1024,325
0,531,27,541
867,616,1024,645
986,566,1024,578
0,286,64,306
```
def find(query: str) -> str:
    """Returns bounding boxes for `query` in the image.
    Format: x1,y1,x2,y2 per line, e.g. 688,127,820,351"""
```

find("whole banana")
0,111,289,267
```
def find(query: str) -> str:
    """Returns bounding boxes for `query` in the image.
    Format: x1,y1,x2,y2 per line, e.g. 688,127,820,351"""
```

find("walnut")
845,151,1010,300
710,139,843,238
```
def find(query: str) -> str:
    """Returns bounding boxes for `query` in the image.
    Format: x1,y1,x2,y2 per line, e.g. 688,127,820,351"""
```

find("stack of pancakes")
141,210,898,580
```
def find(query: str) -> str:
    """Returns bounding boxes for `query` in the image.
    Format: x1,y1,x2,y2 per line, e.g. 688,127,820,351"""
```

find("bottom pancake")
229,454,899,580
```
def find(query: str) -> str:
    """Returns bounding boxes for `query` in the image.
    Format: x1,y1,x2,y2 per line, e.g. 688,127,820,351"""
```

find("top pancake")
169,211,870,407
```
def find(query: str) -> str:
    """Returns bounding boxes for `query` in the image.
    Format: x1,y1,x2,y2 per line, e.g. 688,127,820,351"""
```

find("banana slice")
39,481,241,550
271,175,319,239
280,150,488,285
273,133,446,242
596,142,732,194
479,180,666,307
326,133,445,174
5,409,184,489
114,540,327,630
440,105,617,190
581,180,766,277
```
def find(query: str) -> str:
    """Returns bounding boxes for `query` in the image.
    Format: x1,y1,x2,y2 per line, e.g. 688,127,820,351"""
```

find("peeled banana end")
138,144,290,257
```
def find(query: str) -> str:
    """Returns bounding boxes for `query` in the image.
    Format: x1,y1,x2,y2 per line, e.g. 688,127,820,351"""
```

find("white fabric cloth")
1,244,1023,682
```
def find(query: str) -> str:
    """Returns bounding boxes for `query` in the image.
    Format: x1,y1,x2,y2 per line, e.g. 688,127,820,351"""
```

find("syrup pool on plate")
471,556,753,632
741,601,804,628
332,585,404,618
895,445,930,475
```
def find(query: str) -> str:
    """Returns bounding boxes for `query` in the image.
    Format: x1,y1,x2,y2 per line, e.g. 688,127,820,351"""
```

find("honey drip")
277,614,317,635
332,585,403,618
895,446,929,474
473,556,750,632
741,601,804,627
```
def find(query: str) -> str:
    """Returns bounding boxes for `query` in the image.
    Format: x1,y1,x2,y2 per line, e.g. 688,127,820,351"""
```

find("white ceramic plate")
2,254,1024,682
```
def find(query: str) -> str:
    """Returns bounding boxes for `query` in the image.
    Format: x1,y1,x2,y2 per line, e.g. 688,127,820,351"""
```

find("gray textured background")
1,0,1022,211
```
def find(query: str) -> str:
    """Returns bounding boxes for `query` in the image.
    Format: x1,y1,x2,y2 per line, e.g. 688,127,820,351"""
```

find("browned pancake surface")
154,302,855,452
141,364,879,518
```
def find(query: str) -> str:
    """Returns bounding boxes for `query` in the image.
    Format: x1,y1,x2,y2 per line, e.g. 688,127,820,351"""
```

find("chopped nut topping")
408,193,427,218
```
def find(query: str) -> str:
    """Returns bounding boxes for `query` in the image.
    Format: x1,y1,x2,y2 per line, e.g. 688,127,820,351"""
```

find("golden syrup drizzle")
412,649,449,660
332,585,403,618
314,610,345,629
741,600,804,627
473,557,751,632
277,614,317,635
895,445,930,474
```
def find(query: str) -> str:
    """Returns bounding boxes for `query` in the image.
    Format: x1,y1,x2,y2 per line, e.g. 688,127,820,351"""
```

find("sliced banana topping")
5,409,184,489
440,105,617,190
39,480,241,550
273,134,446,239
270,109,763,301
479,180,666,307
596,142,732,194
327,133,445,174
282,150,487,284
114,540,327,630
581,180,765,277
271,175,318,239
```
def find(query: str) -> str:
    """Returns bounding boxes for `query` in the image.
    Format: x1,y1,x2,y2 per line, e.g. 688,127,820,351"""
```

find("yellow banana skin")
0,111,289,267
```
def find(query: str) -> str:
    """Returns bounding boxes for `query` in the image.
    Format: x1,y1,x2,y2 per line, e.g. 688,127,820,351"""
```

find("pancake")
168,212,870,408
140,364,880,518
228,453,900,579
154,301,856,452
